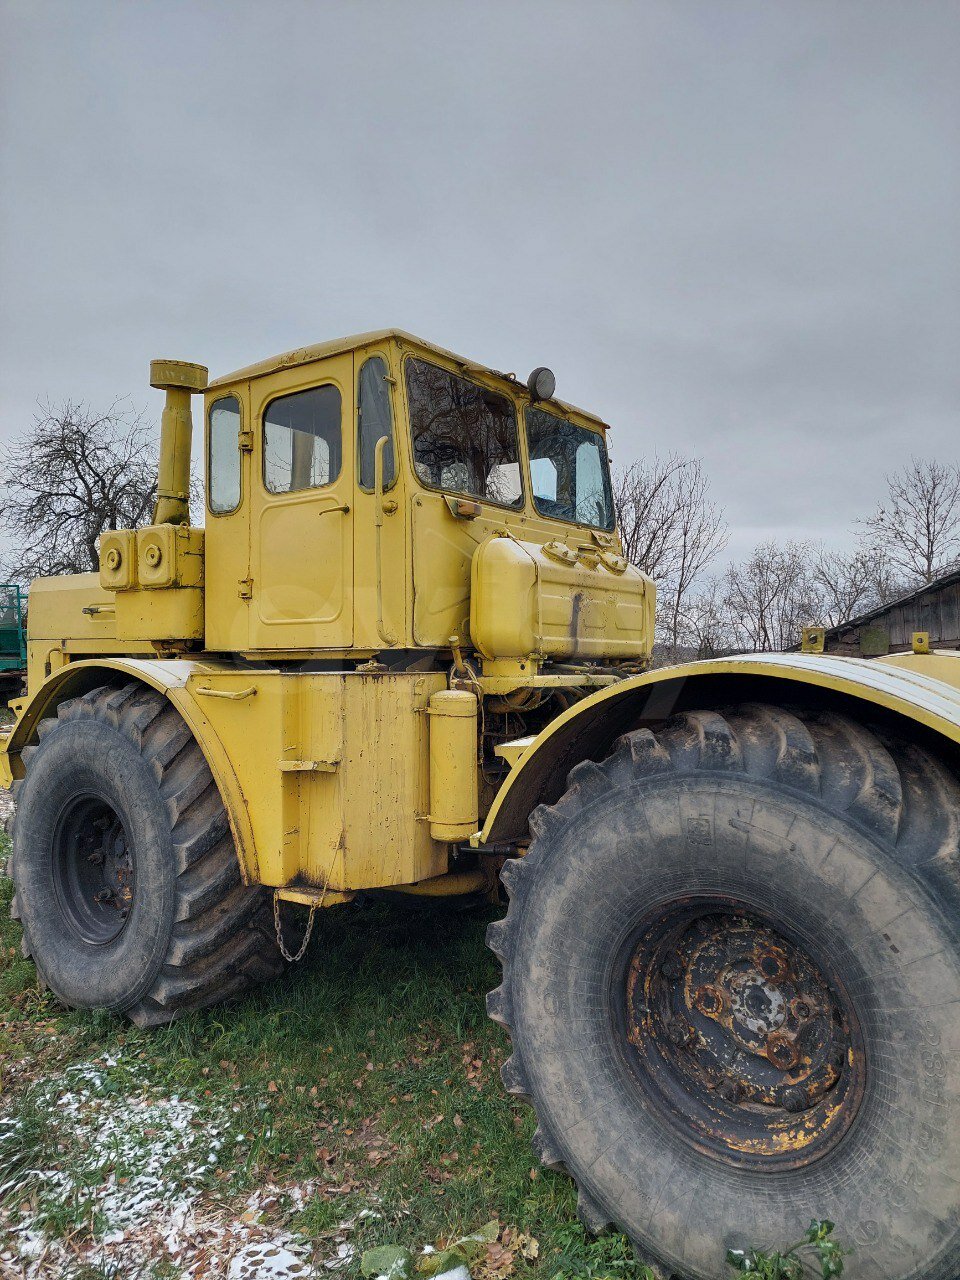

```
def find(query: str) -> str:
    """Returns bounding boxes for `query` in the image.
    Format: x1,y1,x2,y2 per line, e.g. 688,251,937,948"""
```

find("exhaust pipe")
150,359,208,525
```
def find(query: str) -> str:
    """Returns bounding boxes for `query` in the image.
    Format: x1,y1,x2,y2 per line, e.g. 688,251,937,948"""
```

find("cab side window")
208,395,242,514
358,356,396,490
263,385,343,494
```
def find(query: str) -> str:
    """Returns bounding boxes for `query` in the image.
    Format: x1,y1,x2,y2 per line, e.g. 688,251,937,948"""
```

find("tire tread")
489,701,960,1269
10,680,283,1024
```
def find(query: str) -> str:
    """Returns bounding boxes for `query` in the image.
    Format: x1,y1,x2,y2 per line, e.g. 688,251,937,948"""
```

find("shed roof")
822,565,960,639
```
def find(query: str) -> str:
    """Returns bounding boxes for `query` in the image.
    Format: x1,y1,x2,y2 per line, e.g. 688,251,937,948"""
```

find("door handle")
194,685,258,701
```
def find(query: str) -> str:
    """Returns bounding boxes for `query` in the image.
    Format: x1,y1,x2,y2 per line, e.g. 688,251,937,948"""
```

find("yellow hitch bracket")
913,631,932,655
495,735,537,768
801,626,826,654
277,758,340,773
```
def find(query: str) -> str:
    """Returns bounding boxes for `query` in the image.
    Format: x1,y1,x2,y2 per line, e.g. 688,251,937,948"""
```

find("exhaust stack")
150,358,208,525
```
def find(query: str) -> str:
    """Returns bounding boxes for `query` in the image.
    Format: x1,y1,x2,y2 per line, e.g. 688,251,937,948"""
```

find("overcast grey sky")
1,0,957,565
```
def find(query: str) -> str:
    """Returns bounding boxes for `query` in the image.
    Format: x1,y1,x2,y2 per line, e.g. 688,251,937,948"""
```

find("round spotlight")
527,366,556,401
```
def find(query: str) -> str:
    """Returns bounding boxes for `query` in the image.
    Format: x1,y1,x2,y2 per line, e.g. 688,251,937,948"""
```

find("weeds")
549,1222,658,1279
727,1219,848,1278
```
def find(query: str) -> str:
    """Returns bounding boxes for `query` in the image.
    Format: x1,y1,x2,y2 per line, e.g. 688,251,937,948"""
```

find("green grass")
0,831,657,1279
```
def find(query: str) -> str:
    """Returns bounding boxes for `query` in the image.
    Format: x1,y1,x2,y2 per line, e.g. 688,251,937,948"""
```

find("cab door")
248,356,354,651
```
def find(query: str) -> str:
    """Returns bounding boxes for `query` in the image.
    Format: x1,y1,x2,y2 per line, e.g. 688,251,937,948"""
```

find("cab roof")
207,329,609,429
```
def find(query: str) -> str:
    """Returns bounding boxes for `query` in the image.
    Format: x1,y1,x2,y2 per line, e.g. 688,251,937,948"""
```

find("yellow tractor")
3,331,959,1279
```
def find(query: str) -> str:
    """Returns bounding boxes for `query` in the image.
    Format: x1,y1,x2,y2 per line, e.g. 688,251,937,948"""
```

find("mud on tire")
9,681,283,1026
488,704,960,1280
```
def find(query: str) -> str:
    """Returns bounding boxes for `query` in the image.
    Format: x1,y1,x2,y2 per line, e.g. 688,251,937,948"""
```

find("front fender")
0,657,260,882
478,651,960,845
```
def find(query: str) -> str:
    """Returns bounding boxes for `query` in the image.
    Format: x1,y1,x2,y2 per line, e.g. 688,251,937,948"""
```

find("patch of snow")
227,1240,313,1279
0,1054,366,1279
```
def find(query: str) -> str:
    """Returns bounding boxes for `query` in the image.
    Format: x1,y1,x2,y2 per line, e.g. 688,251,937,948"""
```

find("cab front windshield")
406,357,615,530
525,406,615,530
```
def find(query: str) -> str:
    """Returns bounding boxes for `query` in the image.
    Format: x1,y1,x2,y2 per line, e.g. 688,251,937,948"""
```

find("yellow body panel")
877,649,960,686
114,588,204,642
24,574,153,691
183,666,448,891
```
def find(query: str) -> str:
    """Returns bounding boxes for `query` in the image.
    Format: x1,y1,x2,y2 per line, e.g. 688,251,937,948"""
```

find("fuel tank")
470,532,654,663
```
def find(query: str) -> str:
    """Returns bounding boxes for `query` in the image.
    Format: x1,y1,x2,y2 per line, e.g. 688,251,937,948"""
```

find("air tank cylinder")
428,689,479,842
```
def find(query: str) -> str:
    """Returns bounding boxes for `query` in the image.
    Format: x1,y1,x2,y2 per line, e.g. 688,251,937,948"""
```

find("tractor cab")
198,330,654,669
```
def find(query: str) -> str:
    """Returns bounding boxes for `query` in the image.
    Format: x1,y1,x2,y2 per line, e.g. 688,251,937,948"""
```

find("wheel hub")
622,901,865,1168
53,796,135,944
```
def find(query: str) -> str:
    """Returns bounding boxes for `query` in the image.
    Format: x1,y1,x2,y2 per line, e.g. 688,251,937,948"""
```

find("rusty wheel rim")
620,898,866,1169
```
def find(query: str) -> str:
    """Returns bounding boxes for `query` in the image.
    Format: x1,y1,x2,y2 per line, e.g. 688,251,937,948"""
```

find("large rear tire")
10,681,283,1026
488,704,960,1280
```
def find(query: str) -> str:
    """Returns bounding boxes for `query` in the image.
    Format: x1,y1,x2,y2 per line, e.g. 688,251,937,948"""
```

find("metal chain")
273,889,318,963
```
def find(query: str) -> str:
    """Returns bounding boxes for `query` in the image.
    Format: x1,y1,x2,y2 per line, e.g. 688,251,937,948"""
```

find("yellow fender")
478,651,960,845
0,657,260,882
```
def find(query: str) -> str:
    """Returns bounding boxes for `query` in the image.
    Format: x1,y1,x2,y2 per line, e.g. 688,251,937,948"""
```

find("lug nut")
694,984,723,1016
717,1078,743,1103
783,1086,807,1113
766,1033,800,1070
757,950,788,982
667,1018,694,1047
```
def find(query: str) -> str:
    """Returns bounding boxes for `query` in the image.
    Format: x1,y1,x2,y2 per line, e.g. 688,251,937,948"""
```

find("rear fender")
478,651,960,845
0,657,260,882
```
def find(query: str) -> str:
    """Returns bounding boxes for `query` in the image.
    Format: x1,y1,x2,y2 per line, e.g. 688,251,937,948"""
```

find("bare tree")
613,454,728,650
809,544,903,628
860,458,960,586
0,400,158,580
684,576,735,658
723,539,820,652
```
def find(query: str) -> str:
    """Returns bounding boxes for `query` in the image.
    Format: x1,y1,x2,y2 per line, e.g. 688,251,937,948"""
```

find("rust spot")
766,1032,800,1071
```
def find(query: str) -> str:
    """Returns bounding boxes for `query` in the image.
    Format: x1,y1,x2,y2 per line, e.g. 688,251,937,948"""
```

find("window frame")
260,381,344,497
206,393,244,517
357,353,398,494
523,405,616,533
403,354,525,511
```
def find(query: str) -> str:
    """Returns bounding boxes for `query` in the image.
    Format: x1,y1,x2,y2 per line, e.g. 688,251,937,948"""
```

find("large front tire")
10,681,283,1026
488,704,960,1280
